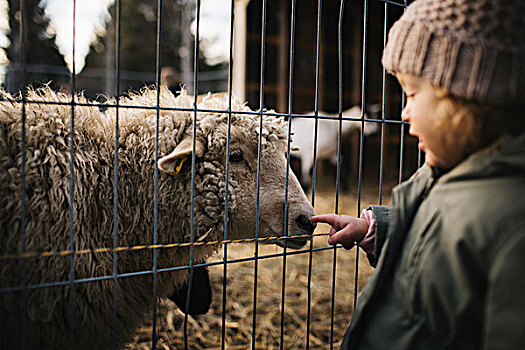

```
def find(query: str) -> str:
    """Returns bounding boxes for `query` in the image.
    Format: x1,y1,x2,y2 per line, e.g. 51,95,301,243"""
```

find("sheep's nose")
295,214,317,233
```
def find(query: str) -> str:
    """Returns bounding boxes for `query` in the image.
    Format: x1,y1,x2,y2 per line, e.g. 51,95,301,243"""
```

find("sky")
0,0,230,78
41,0,114,74
192,0,231,66
0,0,8,82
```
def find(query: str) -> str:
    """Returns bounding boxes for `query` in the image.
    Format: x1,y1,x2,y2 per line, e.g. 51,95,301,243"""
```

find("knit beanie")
382,0,525,105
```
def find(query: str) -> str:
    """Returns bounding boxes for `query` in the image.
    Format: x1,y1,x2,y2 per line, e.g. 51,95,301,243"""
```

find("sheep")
0,86,316,349
289,106,379,192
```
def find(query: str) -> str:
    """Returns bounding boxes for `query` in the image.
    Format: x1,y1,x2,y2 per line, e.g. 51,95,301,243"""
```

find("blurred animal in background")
289,104,380,193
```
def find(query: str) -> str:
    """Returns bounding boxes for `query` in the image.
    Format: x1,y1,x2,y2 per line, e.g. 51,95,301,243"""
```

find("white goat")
290,106,379,191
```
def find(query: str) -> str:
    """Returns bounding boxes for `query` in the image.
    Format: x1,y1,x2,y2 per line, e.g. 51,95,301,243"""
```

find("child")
312,0,525,348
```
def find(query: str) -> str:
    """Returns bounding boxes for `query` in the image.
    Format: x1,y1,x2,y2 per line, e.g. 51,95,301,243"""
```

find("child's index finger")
311,214,338,225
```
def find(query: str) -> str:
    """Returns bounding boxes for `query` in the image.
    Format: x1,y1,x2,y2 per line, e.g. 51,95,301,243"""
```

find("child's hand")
311,214,369,249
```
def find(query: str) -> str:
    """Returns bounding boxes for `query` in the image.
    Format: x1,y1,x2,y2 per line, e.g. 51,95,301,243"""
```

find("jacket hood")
440,133,525,183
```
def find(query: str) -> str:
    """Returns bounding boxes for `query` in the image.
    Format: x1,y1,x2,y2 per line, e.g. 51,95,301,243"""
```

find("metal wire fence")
0,0,419,349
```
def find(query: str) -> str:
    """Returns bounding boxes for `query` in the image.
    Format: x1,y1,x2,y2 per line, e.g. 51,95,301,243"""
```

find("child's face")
396,73,462,168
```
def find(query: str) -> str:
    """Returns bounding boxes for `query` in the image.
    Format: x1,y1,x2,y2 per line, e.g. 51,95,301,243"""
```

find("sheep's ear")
158,135,205,174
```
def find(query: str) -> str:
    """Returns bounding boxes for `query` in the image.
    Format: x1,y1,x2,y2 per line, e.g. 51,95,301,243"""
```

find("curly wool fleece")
0,86,296,349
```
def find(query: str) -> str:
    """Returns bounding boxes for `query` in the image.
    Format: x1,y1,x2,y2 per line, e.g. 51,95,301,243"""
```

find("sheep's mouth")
275,236,309,249
263,222,309,249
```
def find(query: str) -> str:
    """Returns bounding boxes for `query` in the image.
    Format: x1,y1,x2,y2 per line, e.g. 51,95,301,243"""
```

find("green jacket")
342,134,525,349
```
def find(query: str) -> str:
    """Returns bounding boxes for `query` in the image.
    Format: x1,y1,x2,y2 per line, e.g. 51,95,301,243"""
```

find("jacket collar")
440,133,525,184
345,165,434,344
344,133,525,347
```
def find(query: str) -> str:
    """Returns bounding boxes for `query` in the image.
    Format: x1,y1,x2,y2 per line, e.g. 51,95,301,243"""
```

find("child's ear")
158,134,205,174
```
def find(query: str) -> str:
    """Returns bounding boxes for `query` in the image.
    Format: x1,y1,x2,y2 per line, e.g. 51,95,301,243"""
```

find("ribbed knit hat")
382,0,525,105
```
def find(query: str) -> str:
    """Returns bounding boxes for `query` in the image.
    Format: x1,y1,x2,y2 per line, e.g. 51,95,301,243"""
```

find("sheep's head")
158,93,315,249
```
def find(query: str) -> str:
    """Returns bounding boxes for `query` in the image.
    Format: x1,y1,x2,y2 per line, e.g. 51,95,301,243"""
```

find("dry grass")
128,180,394,349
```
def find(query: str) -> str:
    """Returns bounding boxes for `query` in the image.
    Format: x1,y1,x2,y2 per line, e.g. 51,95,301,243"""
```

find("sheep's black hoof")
169,265,212,316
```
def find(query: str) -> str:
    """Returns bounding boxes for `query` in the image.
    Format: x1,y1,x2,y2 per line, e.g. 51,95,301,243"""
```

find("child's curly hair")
433,90,525,164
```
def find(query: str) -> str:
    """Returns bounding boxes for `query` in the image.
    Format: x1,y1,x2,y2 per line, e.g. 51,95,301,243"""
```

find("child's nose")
401,106,410,122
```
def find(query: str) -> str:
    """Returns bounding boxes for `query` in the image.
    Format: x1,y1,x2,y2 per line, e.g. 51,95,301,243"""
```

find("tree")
79,0,195,96
79,0,227,97
6,0,68,93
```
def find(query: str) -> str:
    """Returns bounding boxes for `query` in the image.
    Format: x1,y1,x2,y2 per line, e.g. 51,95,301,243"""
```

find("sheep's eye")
229,150,244,163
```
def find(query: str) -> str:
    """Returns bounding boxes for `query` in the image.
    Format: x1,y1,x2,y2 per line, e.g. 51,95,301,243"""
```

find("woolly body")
0,87,314,349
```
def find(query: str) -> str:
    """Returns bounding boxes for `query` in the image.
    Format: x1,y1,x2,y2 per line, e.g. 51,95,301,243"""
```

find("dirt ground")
128,174,397,349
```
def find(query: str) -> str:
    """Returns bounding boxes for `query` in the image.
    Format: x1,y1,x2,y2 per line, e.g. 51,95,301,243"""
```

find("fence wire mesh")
0,0,419,349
